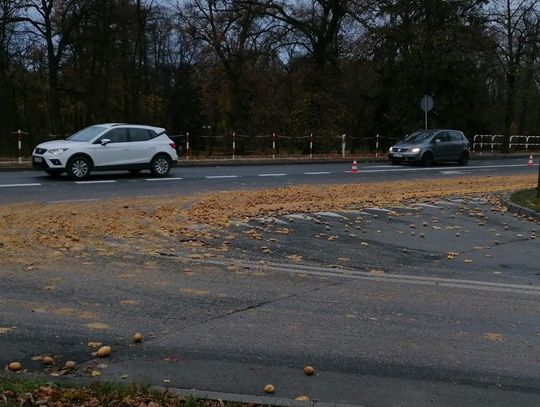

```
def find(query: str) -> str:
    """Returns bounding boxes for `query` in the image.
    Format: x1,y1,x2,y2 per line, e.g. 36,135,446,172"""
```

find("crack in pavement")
158,279,344,335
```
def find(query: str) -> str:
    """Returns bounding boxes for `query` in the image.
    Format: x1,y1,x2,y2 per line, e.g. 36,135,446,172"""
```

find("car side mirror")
434,139,441,144
100,139,111,146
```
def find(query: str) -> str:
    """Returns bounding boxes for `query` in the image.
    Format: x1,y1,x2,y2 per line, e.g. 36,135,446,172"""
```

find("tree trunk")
503,70,515,153
47,58,63,136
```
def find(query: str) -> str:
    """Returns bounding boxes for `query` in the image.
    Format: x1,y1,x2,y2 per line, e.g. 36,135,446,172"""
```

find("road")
0,158,537,204
1,159,539,406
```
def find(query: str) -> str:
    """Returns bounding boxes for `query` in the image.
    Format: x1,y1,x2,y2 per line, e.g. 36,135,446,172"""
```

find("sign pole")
420,95,433,130
424,102,428,130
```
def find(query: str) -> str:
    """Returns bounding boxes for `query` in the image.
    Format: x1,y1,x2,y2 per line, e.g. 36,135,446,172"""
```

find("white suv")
32,123,178,179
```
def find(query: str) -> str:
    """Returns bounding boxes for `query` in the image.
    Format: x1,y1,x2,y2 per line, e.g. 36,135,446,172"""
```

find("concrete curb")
503,194,540,221
0,153,533,172
0,371,363,407
162,386,363,407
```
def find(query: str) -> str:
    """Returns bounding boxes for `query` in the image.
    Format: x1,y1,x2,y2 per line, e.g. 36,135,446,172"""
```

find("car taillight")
169,142,176,150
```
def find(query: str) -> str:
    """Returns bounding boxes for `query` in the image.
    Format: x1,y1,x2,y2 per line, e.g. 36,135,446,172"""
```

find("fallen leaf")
287,254,303,262
87,341,103,348
483,333,504,342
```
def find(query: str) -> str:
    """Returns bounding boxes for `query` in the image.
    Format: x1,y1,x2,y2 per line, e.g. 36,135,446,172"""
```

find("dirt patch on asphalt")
0,175,536,266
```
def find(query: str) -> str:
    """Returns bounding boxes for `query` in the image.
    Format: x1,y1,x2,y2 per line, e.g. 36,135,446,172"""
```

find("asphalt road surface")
0,158,537,204
1,159,539,406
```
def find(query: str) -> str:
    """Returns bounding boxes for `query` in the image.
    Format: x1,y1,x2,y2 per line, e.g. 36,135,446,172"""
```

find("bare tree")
14,0,89,134
245,0,354,67
178,0,275,137
488,0,539,151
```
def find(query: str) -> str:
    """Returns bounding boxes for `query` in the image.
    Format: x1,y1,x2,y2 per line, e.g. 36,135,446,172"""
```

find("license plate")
33,157,43,163
393,154,403,158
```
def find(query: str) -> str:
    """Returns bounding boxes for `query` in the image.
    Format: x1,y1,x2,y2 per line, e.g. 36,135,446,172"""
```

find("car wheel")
67,156,91,180
458,151,469,166
391,160,401,165
45,170,63,177
421,151,434,166
150,155,171,177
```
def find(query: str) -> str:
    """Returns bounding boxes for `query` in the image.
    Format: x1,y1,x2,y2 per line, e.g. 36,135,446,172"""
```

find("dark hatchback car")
388,129,470,166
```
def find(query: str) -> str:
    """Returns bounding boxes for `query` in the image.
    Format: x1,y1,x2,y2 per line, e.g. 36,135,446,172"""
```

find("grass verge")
0,377,262,406
510,188,540,211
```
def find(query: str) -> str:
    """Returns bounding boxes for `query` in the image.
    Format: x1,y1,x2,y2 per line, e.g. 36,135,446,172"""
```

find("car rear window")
130,128,155,142
449,131,463,141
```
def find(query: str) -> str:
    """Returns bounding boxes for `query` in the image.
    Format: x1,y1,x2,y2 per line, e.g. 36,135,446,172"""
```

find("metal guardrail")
169,133,401,160
473,135,540,152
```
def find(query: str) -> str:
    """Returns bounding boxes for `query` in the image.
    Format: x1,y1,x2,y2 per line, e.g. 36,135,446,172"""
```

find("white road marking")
304,171,331,175
0,183,41,188
257,173,287,177
47,198,101,204
346,163,530,174
440,170,464,174
192,258,540,296
314,211,348,218
145,177,184,181
365,207,392,212
415,203,442,208
74,180,116,184
205,175,238,179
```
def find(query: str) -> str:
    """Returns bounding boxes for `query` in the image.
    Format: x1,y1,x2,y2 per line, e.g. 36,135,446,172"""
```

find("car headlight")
48,148,68,154
411,147,420,153
389,147,394,152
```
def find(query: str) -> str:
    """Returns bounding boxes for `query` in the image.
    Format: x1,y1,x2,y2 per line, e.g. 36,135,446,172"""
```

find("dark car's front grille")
393,148,408,152
34,148,47,154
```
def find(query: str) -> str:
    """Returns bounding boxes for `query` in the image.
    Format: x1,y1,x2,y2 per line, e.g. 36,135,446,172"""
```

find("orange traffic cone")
351,160,358,174
528,154,534,167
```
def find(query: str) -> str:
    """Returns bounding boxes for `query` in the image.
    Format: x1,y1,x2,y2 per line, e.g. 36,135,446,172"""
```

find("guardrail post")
537,156,540,198
342,134,346,158
17,129,22,164
310,133,313,159
11,129,28,164
272,133,276,159
232,132,236,160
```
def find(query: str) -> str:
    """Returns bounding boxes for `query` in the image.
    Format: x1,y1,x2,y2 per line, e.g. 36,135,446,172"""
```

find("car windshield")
403,131,435,143
66,126,106,142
